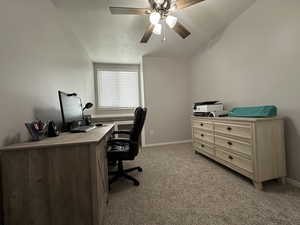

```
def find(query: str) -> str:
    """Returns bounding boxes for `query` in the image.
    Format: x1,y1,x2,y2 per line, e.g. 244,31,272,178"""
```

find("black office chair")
107,107,147,187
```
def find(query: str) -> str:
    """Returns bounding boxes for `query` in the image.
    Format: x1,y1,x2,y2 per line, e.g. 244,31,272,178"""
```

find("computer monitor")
58,91,83,131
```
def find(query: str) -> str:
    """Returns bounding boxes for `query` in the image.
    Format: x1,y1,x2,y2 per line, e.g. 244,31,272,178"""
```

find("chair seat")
107,143,135,161
110,142,130,152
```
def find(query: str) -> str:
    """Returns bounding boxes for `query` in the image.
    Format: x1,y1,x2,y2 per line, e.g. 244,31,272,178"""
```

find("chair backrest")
129,107,147,156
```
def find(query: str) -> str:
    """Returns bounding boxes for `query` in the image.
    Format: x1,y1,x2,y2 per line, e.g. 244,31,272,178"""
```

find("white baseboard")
287,177,300,188
142,140,192,148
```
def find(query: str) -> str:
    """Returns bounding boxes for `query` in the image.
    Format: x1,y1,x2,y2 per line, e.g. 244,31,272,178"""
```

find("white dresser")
192,116,286,190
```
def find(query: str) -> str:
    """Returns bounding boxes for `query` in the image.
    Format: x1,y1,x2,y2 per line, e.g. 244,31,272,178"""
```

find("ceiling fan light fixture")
153,23,162,35
150,12,161,25
166,15,177,28
109,0,198,43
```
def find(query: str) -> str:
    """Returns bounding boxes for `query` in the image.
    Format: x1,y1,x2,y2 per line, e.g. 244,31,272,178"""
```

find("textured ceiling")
52,0,256,63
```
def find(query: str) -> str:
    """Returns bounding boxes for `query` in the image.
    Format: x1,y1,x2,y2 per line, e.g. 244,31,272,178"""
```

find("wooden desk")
0,124,114,225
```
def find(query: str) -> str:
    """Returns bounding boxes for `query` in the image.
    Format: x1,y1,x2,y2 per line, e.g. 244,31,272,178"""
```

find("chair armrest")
112,130,131,136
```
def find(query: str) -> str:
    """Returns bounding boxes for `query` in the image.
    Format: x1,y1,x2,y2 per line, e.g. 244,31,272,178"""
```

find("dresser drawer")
215,135,252,159
215,122,252,139
192,120,213,131
194,140,215,156
193,128,214,144
216,147,253,173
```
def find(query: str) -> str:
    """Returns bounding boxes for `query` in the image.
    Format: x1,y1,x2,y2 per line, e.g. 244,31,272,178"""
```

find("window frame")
93,63,141,111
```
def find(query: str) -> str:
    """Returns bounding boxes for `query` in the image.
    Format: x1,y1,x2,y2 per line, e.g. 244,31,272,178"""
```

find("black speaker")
48,121,60,137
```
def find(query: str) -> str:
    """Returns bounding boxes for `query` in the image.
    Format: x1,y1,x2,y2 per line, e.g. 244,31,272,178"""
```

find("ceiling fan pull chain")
162,21,166,42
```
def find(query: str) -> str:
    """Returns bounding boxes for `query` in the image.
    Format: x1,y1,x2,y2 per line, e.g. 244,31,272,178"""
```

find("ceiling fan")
109,0,206,43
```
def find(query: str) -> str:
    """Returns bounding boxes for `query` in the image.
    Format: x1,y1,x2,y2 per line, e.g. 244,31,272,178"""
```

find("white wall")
0,0,93,146
143,56,191,145
190,0,300,181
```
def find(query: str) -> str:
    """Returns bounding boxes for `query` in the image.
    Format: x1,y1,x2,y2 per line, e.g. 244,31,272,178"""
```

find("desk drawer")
192,120,213,131
193,128,214,144
215,135,252,159
215,122,252,139
194,140,215,156
216,147,253,173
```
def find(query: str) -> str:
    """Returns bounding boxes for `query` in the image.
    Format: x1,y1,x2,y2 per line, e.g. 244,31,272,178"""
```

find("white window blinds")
97,69,140,108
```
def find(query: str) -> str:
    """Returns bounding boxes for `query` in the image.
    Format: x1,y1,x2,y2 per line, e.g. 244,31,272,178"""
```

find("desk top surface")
0,124,114,152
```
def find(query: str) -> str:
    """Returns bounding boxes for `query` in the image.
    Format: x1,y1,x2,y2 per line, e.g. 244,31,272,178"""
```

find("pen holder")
25,120,48,141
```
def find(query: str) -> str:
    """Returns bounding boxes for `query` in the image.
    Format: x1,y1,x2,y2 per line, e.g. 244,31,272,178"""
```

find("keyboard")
70,125,96,133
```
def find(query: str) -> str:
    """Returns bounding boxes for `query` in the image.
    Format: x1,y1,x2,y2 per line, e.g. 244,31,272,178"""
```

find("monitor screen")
58,91,83,126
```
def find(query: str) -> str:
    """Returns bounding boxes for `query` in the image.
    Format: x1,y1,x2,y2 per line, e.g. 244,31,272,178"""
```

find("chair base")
109,160,142,188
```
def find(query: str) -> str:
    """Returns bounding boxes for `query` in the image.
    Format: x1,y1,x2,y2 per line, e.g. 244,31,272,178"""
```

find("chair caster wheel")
138,167,143,172
134,181,140,186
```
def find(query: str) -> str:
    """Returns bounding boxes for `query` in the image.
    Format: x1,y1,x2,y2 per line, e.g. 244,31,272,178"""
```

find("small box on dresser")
192,116,286,190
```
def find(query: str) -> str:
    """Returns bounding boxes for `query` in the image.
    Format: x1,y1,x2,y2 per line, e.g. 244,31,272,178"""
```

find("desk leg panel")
89,139,109,225
1,151,31,225
47,145,92,225
1,145,92,225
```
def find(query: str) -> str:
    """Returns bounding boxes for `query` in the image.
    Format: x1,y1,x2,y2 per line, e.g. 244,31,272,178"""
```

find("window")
95,64,140,109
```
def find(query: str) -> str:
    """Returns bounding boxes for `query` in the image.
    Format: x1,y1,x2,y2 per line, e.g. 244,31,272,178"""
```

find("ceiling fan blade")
109,7,150,15
140,24,155,43
173,22,191,39
176,0,206,10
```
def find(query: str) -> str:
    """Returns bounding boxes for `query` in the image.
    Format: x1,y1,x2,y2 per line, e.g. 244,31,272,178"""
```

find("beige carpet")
104,143,300,225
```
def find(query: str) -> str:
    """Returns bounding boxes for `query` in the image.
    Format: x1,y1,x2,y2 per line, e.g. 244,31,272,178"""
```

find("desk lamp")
83,102,93,111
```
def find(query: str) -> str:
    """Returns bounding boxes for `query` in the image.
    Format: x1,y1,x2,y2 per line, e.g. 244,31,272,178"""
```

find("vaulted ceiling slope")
51,0,255,63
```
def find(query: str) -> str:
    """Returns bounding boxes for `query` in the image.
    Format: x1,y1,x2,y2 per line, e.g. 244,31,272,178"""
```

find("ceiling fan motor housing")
150,0,172,15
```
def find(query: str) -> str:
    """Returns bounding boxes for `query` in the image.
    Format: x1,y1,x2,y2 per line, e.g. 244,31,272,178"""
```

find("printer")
193,101,227,117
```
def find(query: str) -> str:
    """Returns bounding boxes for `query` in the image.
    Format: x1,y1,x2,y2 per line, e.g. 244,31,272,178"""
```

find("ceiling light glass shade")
170,3,177,11
153,24,162,35
150,12,161,25
169,0,177,10
166,15,177,28
154,0,165,5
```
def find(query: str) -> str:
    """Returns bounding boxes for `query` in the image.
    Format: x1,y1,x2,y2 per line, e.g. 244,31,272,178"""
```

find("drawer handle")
228,155,233,160
227,127,232,131
227,141,233,146
201,144,205,148
201,134,204,137
200,123,204,126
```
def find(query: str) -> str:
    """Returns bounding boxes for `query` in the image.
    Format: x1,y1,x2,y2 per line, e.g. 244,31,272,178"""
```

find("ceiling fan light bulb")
153,24,162,35
166,15,177,28
170,3,177,11
150,12,161,25
154,0,165,5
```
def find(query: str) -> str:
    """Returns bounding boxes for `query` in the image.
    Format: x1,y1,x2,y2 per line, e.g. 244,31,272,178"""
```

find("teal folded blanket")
228,105,277,118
